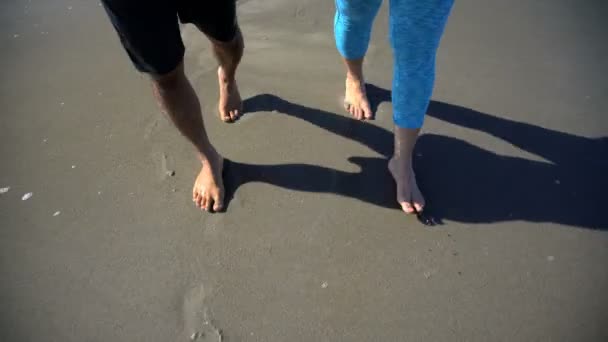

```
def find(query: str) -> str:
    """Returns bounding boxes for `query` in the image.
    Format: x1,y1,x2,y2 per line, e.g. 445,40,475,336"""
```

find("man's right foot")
344,75,372,120
218,66,242,123
192,152,225,212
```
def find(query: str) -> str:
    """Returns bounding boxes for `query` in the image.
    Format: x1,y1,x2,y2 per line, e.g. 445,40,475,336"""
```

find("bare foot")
192,152,225,212
218,67,242,122
344,75,372,120
388,157,425,214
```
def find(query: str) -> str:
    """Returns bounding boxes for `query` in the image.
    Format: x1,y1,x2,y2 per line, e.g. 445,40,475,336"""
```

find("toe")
348,105,356,117
412,191,425,213
196,193,204,209
396,191,414,214
203,195,212,212
355,107,364,120
411,173,425,212
413,200,425,213
363,104,373,120
400,201,416,214
212,192,224,212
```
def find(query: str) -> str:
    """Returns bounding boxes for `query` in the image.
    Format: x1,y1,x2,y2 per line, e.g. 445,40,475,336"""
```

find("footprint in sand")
183,285,223,342
143,116,161,140
155,152,176,180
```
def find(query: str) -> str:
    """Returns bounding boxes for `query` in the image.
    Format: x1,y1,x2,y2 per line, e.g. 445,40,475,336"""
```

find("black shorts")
102,0,238,75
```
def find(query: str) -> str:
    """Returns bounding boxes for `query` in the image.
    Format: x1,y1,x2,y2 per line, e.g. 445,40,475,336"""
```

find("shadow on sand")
221,84,607,230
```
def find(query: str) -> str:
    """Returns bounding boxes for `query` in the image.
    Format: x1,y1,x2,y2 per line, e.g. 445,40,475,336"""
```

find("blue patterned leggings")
334,0,453,128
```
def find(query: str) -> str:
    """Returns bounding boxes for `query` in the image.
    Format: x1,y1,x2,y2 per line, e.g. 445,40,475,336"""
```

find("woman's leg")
388,0,454,213
334,0,383,120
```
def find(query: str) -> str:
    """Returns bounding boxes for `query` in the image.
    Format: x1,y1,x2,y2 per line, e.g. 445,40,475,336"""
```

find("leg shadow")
423,101,608,229
222,156,398,211
231,87,607,230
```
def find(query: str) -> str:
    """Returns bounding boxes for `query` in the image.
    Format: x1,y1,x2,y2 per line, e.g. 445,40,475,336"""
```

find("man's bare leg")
151,62,225,212
208,27,244,122
388,127,425,214
342,58,372,120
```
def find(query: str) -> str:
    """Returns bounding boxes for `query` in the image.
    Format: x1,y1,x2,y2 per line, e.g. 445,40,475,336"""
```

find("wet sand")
1,0,608,341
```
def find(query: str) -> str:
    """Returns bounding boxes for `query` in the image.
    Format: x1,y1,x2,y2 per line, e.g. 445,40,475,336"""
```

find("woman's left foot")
388,157,425,214
344,75,372,120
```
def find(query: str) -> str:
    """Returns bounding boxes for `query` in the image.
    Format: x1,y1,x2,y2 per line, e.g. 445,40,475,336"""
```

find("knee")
151,62,185,89
334,2,379,59
390,29,436,67
210,25,244,52
337,1,381,41
336,0,380,22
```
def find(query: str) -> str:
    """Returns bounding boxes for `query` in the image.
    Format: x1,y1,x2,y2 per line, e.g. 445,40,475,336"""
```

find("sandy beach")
1,0,607,341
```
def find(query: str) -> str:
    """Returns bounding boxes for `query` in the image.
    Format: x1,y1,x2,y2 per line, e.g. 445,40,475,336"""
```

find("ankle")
346,72,364,85
390,155,412,168
218,65,236,84
196,143,219,162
